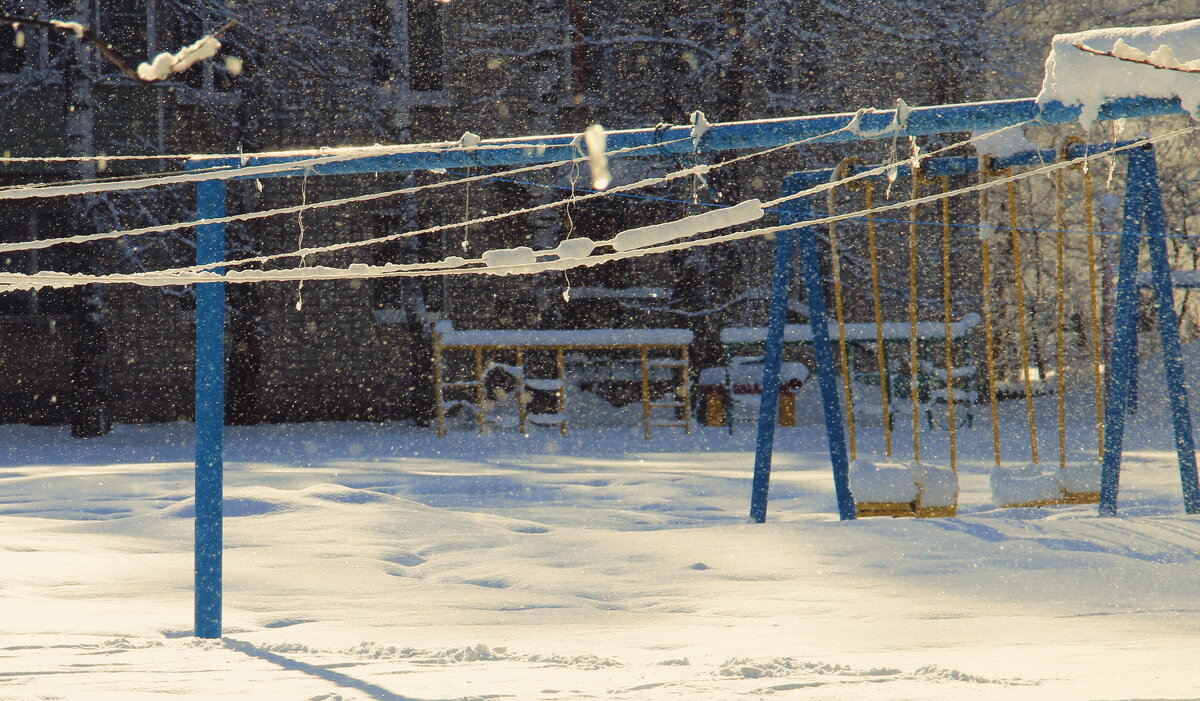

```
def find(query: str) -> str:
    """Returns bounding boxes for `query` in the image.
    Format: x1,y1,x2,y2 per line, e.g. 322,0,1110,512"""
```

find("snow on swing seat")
851,459,919,517
991,464,1065,508
1059,461,1103,504
911,462,959,518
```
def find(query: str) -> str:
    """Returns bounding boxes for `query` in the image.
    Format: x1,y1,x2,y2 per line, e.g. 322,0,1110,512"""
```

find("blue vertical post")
1100,150,1150,516
749,229,795,523
1140,148,1200,514
194,179,226,638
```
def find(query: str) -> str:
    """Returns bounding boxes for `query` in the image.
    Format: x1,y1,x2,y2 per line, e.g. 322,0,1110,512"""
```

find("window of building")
0,24,30,74
0,208,72,316
0,20,62,79
406,0,445,93
369,0,447,97
370,209,426,316
97,0,150,69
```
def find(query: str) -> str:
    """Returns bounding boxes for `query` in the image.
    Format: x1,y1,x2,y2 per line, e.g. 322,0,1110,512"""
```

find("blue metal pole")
1129,325,1139,414
189,98,1187,179
1099,152,1148,516
749,229,795,523
1139,148,1200,514
194,178,226,638
794,211,855,521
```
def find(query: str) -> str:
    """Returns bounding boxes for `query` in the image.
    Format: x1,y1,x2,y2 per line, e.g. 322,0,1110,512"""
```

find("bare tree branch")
0,13,234,82
1073,41,1200,73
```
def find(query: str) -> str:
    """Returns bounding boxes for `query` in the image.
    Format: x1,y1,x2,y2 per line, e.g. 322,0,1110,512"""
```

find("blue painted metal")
752,178,855,522
187,98,1184,178
1100,146,1200,515
1129,314,1139,415
1139,148,1200,514
1099,148,1153,515
749,229,796,523
193,178,226,638
782,141,1139,189
788,194,855,521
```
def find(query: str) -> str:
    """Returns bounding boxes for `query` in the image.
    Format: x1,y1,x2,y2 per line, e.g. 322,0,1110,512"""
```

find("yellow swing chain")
1007,169,1040,465
829,159,860,460
1054,144,1070,471
849,170,894,459
939,175,958,473
1064,136,1106,459
908,171,929,465
978,159,1003,468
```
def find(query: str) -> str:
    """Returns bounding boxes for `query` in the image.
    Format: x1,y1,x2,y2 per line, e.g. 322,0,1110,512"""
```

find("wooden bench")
432,322,693,439
716,313,980,431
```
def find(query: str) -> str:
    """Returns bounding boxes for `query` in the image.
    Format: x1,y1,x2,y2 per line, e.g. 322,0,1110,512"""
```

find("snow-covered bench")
432,321,693,439
714,314,980,433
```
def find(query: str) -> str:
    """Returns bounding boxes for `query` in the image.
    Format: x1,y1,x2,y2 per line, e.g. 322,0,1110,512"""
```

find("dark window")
407,0,444,92
0,209,71,316
99,0,149,69
0,24,30,74
371,210,424,311
367,0,394,84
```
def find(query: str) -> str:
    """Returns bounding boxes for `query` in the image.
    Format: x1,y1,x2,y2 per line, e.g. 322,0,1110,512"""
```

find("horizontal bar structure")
187,91,1193,637
434,325,693,348
187,97,1187,177
782,140,1141,190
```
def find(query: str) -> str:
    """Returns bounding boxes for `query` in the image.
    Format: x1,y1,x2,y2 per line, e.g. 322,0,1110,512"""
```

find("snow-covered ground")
5,348,1200,700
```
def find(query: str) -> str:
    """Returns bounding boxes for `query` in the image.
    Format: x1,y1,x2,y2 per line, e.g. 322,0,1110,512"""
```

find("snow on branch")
1073,39,1200,74
137,31,227,81
0,14,235,83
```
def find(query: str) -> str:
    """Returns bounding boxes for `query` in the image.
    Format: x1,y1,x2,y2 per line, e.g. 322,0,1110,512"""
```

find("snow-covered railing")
721,314,980,345
432,321,693,441
433,321,693,348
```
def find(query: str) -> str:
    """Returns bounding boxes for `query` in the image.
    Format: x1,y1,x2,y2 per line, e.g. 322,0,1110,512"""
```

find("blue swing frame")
187,94,1196,637
749,142,1200,523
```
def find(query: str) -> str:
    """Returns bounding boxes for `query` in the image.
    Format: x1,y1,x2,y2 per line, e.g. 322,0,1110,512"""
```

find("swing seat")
911,462,959,518
851,459,919,517
1059,461,1102,504
991,464,1065,508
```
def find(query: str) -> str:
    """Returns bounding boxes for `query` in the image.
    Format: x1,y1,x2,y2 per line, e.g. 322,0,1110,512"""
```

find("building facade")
0,0,985,429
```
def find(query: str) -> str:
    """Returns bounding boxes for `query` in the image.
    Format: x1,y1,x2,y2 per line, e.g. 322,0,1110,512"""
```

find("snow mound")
973,126,1038,158
1037,19,1200,127
161,491,297,519
715,657,900,679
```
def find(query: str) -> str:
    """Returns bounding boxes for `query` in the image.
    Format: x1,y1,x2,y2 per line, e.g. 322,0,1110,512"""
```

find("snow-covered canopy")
1037,19,1200,127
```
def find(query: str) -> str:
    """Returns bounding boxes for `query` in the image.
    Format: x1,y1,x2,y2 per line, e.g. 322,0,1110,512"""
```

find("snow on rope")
1,122,1193,292
1,120,1180,290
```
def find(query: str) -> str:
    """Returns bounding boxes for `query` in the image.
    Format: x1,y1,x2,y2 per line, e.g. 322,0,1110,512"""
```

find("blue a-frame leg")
750,185,855,523
755,146,1199,522
1100,146,1200,516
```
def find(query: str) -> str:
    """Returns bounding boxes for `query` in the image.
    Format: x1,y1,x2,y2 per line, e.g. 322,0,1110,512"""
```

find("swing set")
751,132,1200,522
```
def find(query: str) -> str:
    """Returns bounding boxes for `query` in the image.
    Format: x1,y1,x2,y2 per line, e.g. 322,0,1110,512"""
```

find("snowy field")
5,350,1200,700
